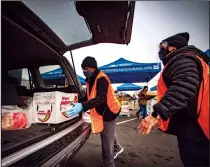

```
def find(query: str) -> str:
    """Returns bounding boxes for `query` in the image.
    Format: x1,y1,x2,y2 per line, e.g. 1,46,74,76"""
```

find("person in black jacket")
138,32,209,166
67,56,123,167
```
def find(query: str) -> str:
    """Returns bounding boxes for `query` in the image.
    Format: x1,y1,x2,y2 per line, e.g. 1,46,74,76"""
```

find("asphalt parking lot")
67,110,183,167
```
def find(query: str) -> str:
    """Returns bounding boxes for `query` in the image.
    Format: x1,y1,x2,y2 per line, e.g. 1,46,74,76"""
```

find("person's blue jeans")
136,105,147,119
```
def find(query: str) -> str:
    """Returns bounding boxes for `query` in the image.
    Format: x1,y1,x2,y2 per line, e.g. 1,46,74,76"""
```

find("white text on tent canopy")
101,65,159,73
109,63,133,67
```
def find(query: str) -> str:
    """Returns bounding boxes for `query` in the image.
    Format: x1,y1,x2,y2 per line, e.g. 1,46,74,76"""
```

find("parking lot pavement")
67,110,183,167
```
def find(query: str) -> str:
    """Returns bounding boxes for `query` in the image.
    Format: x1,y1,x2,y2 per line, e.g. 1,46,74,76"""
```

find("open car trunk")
2,1,135,55
1,1,135,166
73,1,135,49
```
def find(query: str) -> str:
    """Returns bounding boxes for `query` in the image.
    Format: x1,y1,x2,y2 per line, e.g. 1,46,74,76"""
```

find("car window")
39,65,67,88
23,1,92,46
8,68,33,89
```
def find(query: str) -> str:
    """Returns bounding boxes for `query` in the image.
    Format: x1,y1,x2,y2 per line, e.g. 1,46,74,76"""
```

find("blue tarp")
42,68,64,79
205,49,210,57
41,68,86,85
150,85,157,91
99,58,161,83
117,83,143,91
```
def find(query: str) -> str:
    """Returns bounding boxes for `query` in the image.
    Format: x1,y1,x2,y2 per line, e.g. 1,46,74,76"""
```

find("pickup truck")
1,1,135,167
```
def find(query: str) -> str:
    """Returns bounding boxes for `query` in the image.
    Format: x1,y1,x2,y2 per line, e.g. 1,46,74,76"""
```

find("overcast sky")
63,1,210,91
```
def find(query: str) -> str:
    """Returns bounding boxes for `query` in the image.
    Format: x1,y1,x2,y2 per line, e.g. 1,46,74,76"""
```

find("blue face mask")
83,70,93,79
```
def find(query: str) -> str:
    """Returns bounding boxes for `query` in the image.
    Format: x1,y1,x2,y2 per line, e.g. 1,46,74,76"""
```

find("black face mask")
158,48,168,61
83,70,93,79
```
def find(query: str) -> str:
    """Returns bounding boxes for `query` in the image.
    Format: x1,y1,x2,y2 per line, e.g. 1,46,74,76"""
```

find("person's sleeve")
79,88,87,102
81,77,108,114
152,57,201,121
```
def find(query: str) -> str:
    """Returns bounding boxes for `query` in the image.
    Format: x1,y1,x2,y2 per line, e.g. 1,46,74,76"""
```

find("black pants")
177,136,209,166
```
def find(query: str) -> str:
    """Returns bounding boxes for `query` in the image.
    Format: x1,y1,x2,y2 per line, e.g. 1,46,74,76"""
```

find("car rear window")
23,1,92,46
39,65,67,88
8,68,33,89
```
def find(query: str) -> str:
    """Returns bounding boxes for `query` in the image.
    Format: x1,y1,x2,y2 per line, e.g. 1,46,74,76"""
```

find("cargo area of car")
1,81,83,156
1,2,89,166
1,72,89,166
1,80,90,165
2,121,90,166
1,117,81,157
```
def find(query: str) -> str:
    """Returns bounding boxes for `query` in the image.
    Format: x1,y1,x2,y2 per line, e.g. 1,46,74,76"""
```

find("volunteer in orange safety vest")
67,56,123,167
138,32,209,167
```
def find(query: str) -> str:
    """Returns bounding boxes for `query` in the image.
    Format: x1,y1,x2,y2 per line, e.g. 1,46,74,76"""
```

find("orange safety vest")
86,71,121,134
158,55,209,139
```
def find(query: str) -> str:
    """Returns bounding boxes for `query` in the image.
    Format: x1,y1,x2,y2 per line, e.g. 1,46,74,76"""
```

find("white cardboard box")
147,99,157,115
120,104,131,117
33,91,78,124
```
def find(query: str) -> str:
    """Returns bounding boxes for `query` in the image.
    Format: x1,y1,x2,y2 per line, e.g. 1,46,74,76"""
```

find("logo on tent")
109,63,132,67
153,65,159,69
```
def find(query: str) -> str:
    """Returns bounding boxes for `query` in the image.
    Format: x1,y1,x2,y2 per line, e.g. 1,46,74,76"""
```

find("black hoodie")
152,45,209,141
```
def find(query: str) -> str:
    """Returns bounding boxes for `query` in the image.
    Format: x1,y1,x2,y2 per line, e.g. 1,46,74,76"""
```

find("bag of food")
2,98,33,131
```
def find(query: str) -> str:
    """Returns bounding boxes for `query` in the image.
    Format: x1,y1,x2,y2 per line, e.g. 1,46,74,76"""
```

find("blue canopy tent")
77,75,86,85
117,83,143,91
41,68,86,85
99,58,161,83
150,85,157,91
205,49,210,57
42,68,64,80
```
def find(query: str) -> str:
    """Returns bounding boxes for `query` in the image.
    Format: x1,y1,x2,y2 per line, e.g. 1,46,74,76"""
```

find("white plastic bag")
82,110,91,123
1,97,33,131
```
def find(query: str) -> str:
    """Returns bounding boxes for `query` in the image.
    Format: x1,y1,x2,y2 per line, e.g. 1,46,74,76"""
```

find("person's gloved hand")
66,103,83,117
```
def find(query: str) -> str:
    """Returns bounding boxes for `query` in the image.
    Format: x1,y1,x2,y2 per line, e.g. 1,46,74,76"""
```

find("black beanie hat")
161,32,190,49
81,56,98,69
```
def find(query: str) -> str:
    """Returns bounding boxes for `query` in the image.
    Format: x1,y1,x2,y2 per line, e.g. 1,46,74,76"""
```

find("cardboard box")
119,104,131,117
33,91,78,124
147,99,157,114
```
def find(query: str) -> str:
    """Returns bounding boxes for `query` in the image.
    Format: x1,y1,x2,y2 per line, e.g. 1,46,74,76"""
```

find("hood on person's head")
158,32,190,65
81,56,98,79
